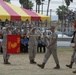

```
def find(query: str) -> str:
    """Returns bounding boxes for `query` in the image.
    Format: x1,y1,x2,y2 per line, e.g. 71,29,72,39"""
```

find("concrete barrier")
58,38,72,41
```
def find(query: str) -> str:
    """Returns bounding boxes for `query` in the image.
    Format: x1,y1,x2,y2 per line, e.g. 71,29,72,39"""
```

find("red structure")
74,20,76,29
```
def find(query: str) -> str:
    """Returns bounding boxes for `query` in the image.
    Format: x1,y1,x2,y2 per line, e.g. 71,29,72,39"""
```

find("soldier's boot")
66,62,73,69
30,60,36,64
4,59,6,64
37,63,45,69
33,60,36,64
54,64,60,69
4,59,11,64
73,70,76,73
6,59,11,64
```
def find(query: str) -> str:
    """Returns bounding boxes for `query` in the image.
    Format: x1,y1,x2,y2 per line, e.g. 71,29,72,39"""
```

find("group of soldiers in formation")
0,20,76,74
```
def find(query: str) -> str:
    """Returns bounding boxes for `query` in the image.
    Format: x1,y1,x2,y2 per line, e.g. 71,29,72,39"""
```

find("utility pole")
36,2,37,12
62,0,65,37
41,3,44,14
46,0,50,16
50,9,52,18
50,9,52,26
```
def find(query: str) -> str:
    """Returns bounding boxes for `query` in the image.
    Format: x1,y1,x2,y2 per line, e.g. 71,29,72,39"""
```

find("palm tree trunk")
46,0,50,16
38,5,40,13
21,4,23,8
36,2,37,12
4,0,10,2
41,3,44,14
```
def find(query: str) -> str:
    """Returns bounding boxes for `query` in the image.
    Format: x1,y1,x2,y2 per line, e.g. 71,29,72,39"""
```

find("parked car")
37,28,51,36
43,30,51,35
55,31,72,38
37,28,72,38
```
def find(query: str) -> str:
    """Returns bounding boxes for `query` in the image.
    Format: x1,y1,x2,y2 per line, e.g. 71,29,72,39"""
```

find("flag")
7,35,20,54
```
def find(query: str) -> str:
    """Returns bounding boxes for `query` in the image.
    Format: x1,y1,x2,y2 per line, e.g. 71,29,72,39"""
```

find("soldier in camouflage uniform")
37,26,60,69
27,27,38,64
65,30,76,73
72,31,76,73
2,26,12,64
66,31,76,69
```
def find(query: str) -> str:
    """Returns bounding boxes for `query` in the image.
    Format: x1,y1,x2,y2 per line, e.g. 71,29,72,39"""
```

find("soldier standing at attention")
2,26,12,64
37,26,60,69
26,27,38,64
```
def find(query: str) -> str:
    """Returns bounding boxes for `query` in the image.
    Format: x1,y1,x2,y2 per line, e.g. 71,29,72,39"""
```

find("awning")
0,0,51,21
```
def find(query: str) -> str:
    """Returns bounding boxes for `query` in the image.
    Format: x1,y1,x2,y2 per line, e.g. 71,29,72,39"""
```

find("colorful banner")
7,35,20,54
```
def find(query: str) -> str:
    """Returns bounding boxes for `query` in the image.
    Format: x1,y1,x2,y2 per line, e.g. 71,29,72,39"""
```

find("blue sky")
10,0,76,20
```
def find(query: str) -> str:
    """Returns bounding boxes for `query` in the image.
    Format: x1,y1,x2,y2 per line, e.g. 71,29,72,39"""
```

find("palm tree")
64,0,73,32
56,5,74,32
46,0,51,16
19,0,33,10
56,5,68,21
70,0,73,2
36,0,41,13
41,0,45,14
65,0,73,7
56,5,68,31
23,1,34,10
19,0,24,8
35,0,45,13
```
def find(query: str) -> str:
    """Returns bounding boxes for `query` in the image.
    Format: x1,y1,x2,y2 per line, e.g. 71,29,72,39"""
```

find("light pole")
50,9,52,26
41,3,44,14
50,9,52,18
35,0,38,12
61,0,65,37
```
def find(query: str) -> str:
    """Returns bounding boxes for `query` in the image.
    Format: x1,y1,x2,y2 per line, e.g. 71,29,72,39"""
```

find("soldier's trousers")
3,47,10,60
28,45,37,61
71,49,76,63
43,48,59,65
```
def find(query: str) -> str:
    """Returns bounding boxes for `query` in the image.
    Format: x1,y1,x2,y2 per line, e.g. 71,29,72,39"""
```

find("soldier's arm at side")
49,38,57,46
43,35,49,41
47,34,57,48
